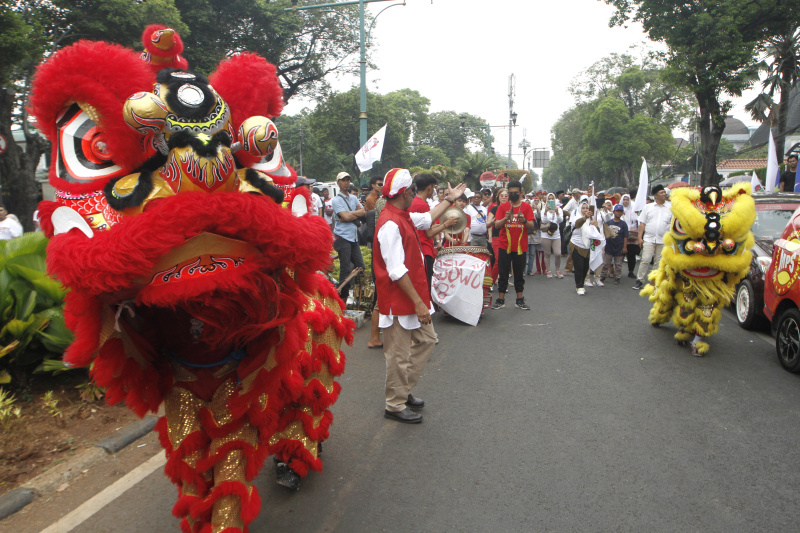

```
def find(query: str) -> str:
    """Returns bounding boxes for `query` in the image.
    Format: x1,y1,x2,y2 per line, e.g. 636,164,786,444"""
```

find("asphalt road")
11,275,800,532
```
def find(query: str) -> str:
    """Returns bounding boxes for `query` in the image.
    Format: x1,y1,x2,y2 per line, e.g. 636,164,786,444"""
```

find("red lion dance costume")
30,26,351,532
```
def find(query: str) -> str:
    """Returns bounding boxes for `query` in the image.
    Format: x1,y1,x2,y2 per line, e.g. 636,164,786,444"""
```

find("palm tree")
456,151,503,190
746,29,800,158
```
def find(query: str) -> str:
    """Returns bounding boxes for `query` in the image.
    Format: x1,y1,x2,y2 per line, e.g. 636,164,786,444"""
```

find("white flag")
750,170,763,192
355,124,387,172
765,130,781,193
633,158,648,214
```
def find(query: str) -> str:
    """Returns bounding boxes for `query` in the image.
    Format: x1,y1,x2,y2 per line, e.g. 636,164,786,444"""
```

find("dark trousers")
572,248,590,289
626,243,640,274
424,254,434,288
498,248,526,296
334,236,364,299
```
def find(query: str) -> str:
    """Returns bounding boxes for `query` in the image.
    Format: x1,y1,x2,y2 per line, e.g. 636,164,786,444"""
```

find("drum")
435,245,493,316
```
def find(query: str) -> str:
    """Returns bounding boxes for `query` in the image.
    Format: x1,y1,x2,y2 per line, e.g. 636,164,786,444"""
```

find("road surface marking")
40,451,166,533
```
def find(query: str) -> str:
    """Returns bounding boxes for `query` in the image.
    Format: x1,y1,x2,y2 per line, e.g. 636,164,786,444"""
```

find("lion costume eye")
672,217,687,236
55,103,126,183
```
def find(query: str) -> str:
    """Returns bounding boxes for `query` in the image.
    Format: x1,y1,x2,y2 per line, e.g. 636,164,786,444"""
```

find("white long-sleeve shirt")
377,211,435,329
638,202,672,244
540,208,564,240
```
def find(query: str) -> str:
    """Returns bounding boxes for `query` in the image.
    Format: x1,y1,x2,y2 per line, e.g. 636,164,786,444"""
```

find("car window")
753,208,797,240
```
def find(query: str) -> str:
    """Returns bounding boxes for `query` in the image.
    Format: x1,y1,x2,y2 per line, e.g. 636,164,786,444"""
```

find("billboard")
530,150,550,168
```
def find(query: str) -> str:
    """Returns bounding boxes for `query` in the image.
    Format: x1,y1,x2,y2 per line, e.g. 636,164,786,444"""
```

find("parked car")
763,205,800,372
735,194,800,329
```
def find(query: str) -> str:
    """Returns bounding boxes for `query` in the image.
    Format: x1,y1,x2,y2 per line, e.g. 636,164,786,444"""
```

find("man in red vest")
374,168,466,423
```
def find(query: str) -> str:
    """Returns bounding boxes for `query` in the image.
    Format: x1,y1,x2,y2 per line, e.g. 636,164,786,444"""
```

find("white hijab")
621,194,638,228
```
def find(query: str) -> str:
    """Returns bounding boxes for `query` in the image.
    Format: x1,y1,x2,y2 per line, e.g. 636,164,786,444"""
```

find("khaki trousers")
383,317,436,412
637,241,664,282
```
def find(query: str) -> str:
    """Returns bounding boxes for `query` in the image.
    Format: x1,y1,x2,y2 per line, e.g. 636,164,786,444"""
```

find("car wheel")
735,280,760,330
776,308,800,373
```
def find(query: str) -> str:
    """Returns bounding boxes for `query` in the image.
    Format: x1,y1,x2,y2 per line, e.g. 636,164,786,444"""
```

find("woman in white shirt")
621,194,639,278
569,202,602,295
540,193,564,278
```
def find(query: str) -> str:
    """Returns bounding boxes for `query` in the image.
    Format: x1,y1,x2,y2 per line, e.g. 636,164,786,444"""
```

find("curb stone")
0,489,34,520
0,414,159,521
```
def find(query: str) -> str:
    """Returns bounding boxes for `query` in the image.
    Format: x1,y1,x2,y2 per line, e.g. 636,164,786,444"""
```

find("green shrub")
0,233,73,386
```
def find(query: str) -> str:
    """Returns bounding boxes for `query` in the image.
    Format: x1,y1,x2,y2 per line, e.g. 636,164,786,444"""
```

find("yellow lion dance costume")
641,183,755,356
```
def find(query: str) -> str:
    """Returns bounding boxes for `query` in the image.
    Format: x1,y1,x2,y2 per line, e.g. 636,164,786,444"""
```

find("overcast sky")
283,0,760,164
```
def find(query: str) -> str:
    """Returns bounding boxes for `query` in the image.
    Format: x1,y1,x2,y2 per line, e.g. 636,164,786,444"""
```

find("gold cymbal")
442,206,467,235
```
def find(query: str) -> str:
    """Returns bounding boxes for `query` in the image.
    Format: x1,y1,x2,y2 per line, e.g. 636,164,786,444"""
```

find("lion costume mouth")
682,267,721,279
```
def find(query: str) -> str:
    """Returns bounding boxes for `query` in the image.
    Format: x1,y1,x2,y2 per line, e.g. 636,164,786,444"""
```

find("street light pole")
519,131,530,171
358,0,367,148
286,0,403,180
508,73,516,168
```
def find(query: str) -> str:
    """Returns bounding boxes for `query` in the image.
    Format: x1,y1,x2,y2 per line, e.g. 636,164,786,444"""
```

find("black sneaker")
515,298,530,310
492,298,505,309
614,278,620,285
632,280,643,290
600,276,606,282
275,461,301,491
628,272,636,279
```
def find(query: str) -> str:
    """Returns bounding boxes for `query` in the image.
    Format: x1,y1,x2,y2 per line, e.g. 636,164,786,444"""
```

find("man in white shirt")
464,190,488,248
0,206,23,240
633,184,672,290
320,189,333,226
312,187,324,216
374,168,465,423
562,188,582,216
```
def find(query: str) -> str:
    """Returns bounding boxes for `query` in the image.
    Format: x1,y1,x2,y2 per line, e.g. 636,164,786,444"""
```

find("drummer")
442,194,471,248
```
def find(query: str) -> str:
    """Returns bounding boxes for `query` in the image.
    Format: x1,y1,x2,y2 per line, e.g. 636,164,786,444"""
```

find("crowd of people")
310,170,673,306
297,168,677,423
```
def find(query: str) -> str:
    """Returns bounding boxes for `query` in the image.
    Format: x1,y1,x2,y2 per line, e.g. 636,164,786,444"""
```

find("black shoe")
406,393,425,410
614,278,620,285
275,461,301,491
600,276,606,282
491,298,505,309
628,272,636,279
384,407,422,423
515,298,530,310
632,280,643,290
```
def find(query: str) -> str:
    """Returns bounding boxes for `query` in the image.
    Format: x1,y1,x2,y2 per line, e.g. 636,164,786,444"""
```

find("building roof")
749,87,800,148
717,158,767,170
723,116,750,135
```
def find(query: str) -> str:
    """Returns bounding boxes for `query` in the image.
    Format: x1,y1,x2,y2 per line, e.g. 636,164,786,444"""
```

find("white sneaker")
594,280,605,287
576,287,586,295
584,281,593,287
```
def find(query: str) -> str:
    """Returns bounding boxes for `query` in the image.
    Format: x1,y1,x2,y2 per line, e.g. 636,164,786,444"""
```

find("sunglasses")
376,182,384,186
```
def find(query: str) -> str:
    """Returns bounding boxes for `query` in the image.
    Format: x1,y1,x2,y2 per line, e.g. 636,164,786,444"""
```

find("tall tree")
746,29,800,159
546,97,673,190
603,0,800,186
0,0,184,230
582,97,674,186
175,0,370,101
295,87,431,182
570,51,694,130
455,151,503,190
0,1,50,224
414,111,490,164
546,102,605,188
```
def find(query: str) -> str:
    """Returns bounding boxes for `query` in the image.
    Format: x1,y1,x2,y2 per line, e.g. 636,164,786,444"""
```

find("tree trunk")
0,86,46,232
696,92,725,187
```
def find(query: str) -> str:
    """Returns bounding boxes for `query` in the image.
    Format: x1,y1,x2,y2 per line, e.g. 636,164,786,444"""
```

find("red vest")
373,202,431,316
